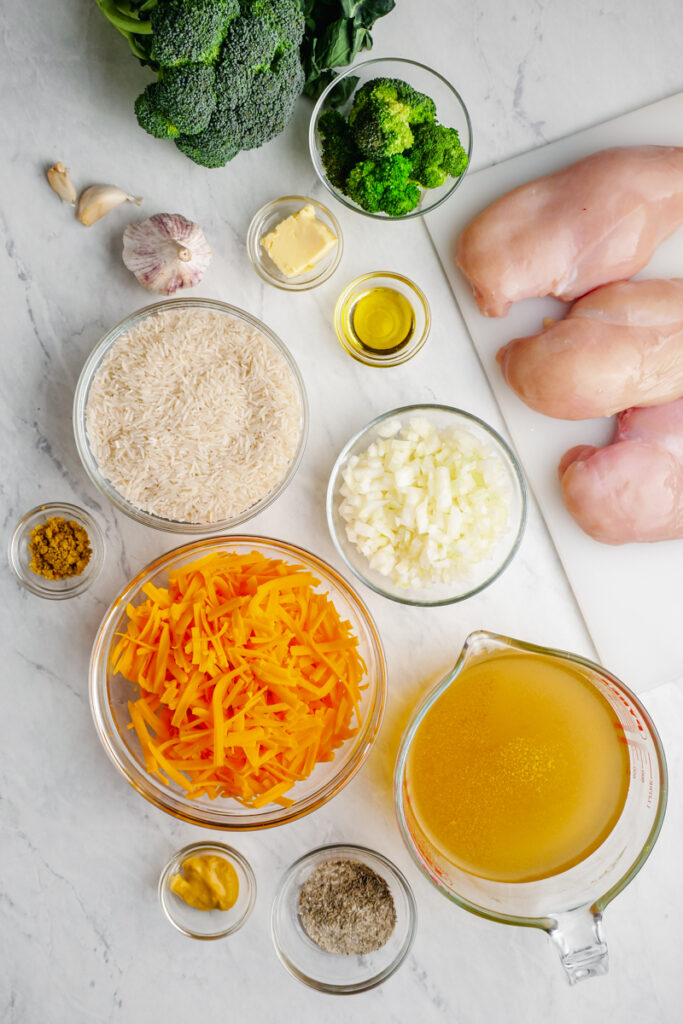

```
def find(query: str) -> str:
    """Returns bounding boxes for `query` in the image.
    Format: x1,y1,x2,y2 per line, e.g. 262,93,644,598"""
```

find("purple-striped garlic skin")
123,213,212,294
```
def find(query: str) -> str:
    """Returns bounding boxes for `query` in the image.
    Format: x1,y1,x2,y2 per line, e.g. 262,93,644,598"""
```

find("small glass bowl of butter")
247,196,343,290
159,842,257,939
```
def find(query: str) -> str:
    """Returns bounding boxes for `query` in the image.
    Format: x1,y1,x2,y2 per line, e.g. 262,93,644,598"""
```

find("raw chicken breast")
456,146,683,317
558,398,683,543
497,279,683,418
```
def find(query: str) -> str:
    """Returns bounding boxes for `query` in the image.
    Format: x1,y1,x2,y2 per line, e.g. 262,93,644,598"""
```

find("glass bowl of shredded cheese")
326,405,527,606
73,298,308,533
90,535,386,830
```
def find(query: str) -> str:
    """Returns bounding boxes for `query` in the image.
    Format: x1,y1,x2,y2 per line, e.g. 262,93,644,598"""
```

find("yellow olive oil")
406,650,630,883
351,287,415,353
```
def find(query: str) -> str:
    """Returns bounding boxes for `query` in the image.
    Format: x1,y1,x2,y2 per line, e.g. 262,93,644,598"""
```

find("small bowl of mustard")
334,271,431,367
247,195,343,291
159,841,257,940
8,501,104,599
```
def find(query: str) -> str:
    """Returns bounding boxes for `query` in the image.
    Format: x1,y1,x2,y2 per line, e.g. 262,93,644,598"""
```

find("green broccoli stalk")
407,122,469,189
345,155,421,217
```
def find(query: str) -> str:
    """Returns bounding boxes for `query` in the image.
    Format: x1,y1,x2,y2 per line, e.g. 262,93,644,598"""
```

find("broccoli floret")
220,46,304,150
210,2,304,120
348,77,436,158
407,121,469,188
176,44,303,162
223,0,303,70
149,0,239,67
135,65,217,138
345,155,421,217
317,110,362,190
174,128,240,168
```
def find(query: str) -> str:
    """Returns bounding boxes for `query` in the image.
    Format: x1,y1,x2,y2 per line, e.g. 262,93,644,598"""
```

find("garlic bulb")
122,213,212,294
47,162,77,204
77,185,142,226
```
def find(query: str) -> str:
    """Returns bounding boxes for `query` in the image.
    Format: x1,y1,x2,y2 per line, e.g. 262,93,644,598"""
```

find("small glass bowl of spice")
247,196,343,291
159,842,256,940
271,843,417,993
9,502,104,599
334,271,431,367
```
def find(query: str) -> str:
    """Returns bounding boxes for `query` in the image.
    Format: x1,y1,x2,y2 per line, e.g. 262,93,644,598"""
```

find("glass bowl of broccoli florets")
309,58,473,220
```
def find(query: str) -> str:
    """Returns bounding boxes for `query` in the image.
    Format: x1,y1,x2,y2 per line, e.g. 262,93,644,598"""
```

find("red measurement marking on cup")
605,682,646,733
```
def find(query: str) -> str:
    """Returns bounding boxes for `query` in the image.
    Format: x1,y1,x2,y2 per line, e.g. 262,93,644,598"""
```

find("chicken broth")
406,650,630,883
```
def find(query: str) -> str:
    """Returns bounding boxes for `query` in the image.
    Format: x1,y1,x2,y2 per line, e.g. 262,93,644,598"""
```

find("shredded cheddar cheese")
112,550,366,807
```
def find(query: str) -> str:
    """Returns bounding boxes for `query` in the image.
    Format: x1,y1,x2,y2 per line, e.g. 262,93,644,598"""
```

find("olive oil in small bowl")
335,272,431,367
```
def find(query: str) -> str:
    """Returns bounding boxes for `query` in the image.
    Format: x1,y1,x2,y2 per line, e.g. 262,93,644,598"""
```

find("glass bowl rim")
72,297,309,533
8,500,104,599
333,270,432,367
246,195,344,291
270,841,418,994
326,404,527,606
392,629,668,929
158,840,257,939
89,534,387,830
309,56,473,221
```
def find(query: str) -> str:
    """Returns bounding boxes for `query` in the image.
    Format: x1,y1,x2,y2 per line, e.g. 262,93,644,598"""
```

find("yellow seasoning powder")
170,855,239,912
29,516,92,580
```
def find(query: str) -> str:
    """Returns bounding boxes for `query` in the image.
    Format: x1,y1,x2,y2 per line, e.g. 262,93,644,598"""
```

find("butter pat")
261,204,337,278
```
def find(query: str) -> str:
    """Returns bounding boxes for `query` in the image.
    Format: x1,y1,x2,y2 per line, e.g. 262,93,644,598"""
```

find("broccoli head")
345,155,421,217
135,65,217,138
317,110,361,191
149,0,239,67
210,0,304,111
97,0,304,167
407,121,469,188
348,77,437,158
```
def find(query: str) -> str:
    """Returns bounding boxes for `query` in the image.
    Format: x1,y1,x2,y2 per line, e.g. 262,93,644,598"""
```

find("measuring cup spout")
547,908,609,984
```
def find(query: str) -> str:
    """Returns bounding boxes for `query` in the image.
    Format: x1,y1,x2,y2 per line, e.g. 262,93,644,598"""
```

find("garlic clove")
122,213,212,294
77,185,143,227
47,162,77,205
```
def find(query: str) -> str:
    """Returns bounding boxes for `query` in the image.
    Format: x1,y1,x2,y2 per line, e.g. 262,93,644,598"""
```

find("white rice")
85,307,302,523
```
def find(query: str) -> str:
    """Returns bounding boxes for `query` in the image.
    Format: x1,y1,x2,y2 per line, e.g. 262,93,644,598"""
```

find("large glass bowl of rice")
73,298,308,533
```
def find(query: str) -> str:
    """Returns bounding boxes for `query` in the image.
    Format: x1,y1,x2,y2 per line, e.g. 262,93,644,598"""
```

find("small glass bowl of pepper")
8,501,104,599
271,843,417,993
159,842,257,940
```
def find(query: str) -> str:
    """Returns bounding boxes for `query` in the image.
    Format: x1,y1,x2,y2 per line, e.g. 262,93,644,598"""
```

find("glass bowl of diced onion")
90,535,386,830
326,405,527,606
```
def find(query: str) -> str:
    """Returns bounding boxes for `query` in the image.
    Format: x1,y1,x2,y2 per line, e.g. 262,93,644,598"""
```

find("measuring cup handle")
547,908,609,984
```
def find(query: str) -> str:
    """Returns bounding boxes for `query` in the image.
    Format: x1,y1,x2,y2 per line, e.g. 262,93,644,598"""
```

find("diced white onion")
339,417,513,588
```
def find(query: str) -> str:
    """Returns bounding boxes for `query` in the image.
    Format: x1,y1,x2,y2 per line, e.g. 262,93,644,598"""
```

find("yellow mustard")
170,855,239,911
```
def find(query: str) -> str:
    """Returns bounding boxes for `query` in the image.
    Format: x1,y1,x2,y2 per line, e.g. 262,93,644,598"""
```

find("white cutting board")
426,92,683,694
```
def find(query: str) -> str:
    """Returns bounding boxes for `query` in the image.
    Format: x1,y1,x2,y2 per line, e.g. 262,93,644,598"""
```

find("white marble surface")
2,1,682,1020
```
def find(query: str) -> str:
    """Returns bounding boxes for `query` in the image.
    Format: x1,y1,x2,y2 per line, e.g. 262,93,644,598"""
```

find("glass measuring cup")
394,630,667,984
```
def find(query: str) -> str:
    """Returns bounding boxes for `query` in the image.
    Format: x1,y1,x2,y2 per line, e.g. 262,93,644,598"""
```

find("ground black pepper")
298,858,396,955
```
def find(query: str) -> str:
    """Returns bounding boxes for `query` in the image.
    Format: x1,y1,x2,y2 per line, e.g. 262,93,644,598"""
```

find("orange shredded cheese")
112,551,367,807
